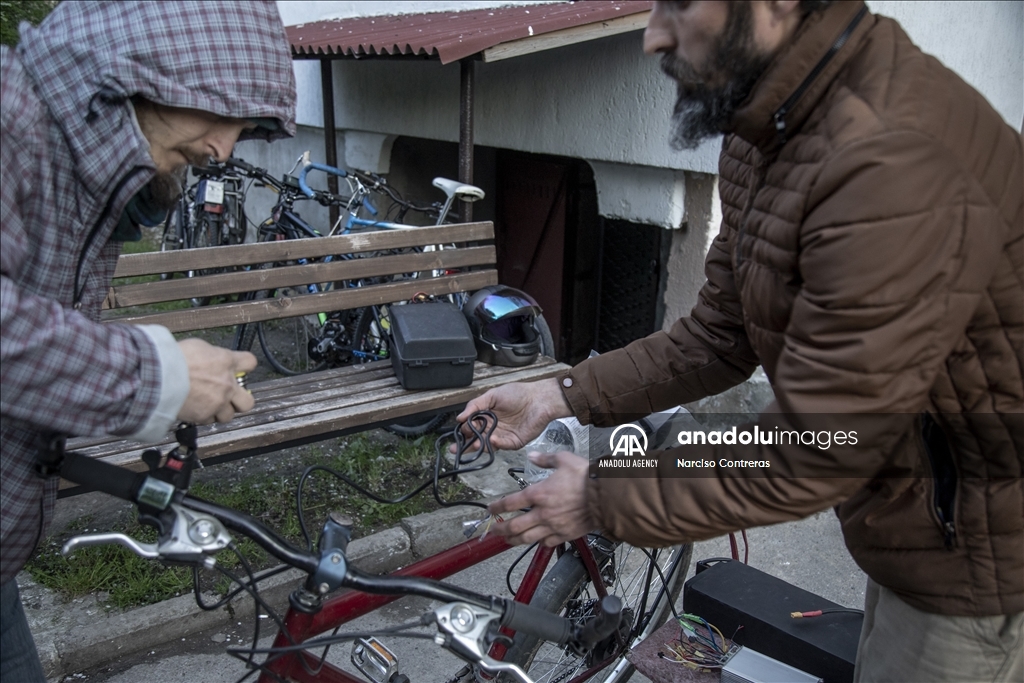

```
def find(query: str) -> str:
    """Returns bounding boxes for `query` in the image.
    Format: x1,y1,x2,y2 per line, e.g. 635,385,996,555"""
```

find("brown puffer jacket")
562,1,1022,617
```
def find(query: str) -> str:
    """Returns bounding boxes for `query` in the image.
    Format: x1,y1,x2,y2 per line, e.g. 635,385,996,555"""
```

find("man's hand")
453,378,573,453
488,451,596,547
176,339,257,424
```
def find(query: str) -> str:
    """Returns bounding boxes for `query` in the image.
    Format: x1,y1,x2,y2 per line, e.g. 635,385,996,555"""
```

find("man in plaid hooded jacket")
0,2,297,677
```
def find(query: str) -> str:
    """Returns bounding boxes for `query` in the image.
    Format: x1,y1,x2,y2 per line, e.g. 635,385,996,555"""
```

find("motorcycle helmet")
463,285,543,367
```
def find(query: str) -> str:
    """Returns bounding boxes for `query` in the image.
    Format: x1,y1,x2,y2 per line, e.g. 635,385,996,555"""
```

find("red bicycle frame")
259,532,610,682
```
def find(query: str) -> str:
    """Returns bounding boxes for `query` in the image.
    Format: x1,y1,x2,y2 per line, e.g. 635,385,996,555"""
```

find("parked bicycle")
54,414,691,683
225,158,393,374
226,157,554,436
160,160,250,305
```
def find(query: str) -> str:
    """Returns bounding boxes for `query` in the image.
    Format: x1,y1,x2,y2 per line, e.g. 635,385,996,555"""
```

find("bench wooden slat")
106,246,496,308
67,359,540,456
61,358,567,487
104,270,498,332
65,363,402,451
113,222,495,278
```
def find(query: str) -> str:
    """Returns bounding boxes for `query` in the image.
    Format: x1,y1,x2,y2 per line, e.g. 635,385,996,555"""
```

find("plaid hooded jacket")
0,1,296,584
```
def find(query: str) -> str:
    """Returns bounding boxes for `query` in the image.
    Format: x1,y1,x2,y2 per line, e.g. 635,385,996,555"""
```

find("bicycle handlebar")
298,162,348,199
224,157,285,192
183,495,320,575
56,430,623,672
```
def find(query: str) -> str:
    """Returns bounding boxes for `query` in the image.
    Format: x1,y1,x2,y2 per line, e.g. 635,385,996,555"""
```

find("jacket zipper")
921,412,958,549
73,166,148,310
772,5,868,146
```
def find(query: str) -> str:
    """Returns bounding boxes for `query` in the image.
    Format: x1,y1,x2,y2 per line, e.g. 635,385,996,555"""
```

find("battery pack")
683,560,862,683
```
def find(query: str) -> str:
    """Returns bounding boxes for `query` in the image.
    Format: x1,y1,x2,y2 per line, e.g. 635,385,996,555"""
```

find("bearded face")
147,164,190,211
661,2,773,150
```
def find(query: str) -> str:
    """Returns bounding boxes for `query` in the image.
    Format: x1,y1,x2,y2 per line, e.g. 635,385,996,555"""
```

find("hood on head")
16,0,296,182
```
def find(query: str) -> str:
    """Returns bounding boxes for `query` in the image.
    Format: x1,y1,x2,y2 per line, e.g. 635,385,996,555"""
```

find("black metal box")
683,559,862,683
388,302,476,390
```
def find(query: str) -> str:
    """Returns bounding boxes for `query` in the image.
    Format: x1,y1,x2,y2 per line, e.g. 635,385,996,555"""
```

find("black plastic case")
388,302,476,390
683,559,861,682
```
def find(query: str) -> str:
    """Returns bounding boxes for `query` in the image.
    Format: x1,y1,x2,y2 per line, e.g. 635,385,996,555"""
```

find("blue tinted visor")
472,288,542,323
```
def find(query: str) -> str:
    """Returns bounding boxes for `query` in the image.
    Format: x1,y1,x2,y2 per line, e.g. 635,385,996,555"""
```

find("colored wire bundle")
658,613,731,672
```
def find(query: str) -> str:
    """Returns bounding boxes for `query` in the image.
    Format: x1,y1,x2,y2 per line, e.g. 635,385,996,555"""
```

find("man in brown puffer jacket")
467,1,1023,680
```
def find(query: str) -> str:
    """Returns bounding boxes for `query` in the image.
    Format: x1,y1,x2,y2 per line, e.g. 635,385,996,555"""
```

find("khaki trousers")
854,579,1023,683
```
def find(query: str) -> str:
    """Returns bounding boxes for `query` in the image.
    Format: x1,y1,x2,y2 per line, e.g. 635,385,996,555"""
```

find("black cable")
296,464,437,550
209,559,327,683
192,564,291,612
211,563,292,650
296,410,499,548
634,544,687,628
792,608,865,617
231,545,263,672
505,542,540,597
229,618,431,658
431,415,494,511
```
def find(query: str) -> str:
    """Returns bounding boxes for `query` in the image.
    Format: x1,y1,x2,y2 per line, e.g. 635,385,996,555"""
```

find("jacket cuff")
130,325,189,442
558,370,592,425
585,475,618,541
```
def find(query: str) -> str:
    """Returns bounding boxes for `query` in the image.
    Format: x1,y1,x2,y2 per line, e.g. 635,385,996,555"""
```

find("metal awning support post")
459,57,475,222
320,59,340,229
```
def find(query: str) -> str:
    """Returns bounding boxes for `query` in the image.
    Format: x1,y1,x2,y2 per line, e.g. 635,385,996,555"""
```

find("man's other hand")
176,339,257,424
452,378,573,453
488,451,595,547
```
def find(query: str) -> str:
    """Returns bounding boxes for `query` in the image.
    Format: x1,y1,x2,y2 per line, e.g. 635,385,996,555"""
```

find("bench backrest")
103,222,497,333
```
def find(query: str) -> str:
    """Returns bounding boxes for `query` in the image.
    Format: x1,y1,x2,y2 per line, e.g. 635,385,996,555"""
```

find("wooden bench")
63,221,569,492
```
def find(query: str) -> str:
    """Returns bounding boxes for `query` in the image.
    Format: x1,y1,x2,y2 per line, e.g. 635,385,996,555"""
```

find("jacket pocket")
921,412,958,549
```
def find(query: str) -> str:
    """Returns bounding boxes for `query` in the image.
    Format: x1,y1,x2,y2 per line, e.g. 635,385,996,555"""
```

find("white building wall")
867,1,1022,130
280,1,1023,137
273,1,1022,332
278,1,1022,226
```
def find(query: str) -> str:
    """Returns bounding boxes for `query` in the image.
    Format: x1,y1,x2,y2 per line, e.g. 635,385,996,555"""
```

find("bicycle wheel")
186,214,221,307
256,287,330,376
158,198,187,280
498,539,692,683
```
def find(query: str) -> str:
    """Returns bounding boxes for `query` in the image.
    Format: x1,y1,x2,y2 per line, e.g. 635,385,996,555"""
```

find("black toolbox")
388,302,476,390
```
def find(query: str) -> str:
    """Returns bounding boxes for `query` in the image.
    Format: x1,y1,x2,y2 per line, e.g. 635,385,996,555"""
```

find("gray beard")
662,3,772,150
667,67,768,150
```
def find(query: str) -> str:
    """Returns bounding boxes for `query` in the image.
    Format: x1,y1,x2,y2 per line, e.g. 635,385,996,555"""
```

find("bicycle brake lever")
62,503,231,570
63,533,159,559
474,656,532,683
433,603,533,683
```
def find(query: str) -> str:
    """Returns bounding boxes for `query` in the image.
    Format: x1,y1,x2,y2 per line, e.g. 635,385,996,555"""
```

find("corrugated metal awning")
287,1,654,64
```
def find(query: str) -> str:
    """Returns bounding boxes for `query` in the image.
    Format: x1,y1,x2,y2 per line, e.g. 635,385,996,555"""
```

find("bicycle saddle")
433,177,485,203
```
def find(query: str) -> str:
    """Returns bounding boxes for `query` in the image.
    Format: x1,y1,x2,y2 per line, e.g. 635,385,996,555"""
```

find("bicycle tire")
186,214,220,307
497,540,692,683
232,290,261,355
256,290,330,376
158,198,187,280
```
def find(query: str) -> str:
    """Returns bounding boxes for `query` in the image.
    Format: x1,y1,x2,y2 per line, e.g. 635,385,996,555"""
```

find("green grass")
26,432,474,609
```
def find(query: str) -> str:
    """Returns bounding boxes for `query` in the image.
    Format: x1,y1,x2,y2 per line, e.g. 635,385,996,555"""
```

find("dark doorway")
386,141,668,364
494,151,599,364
